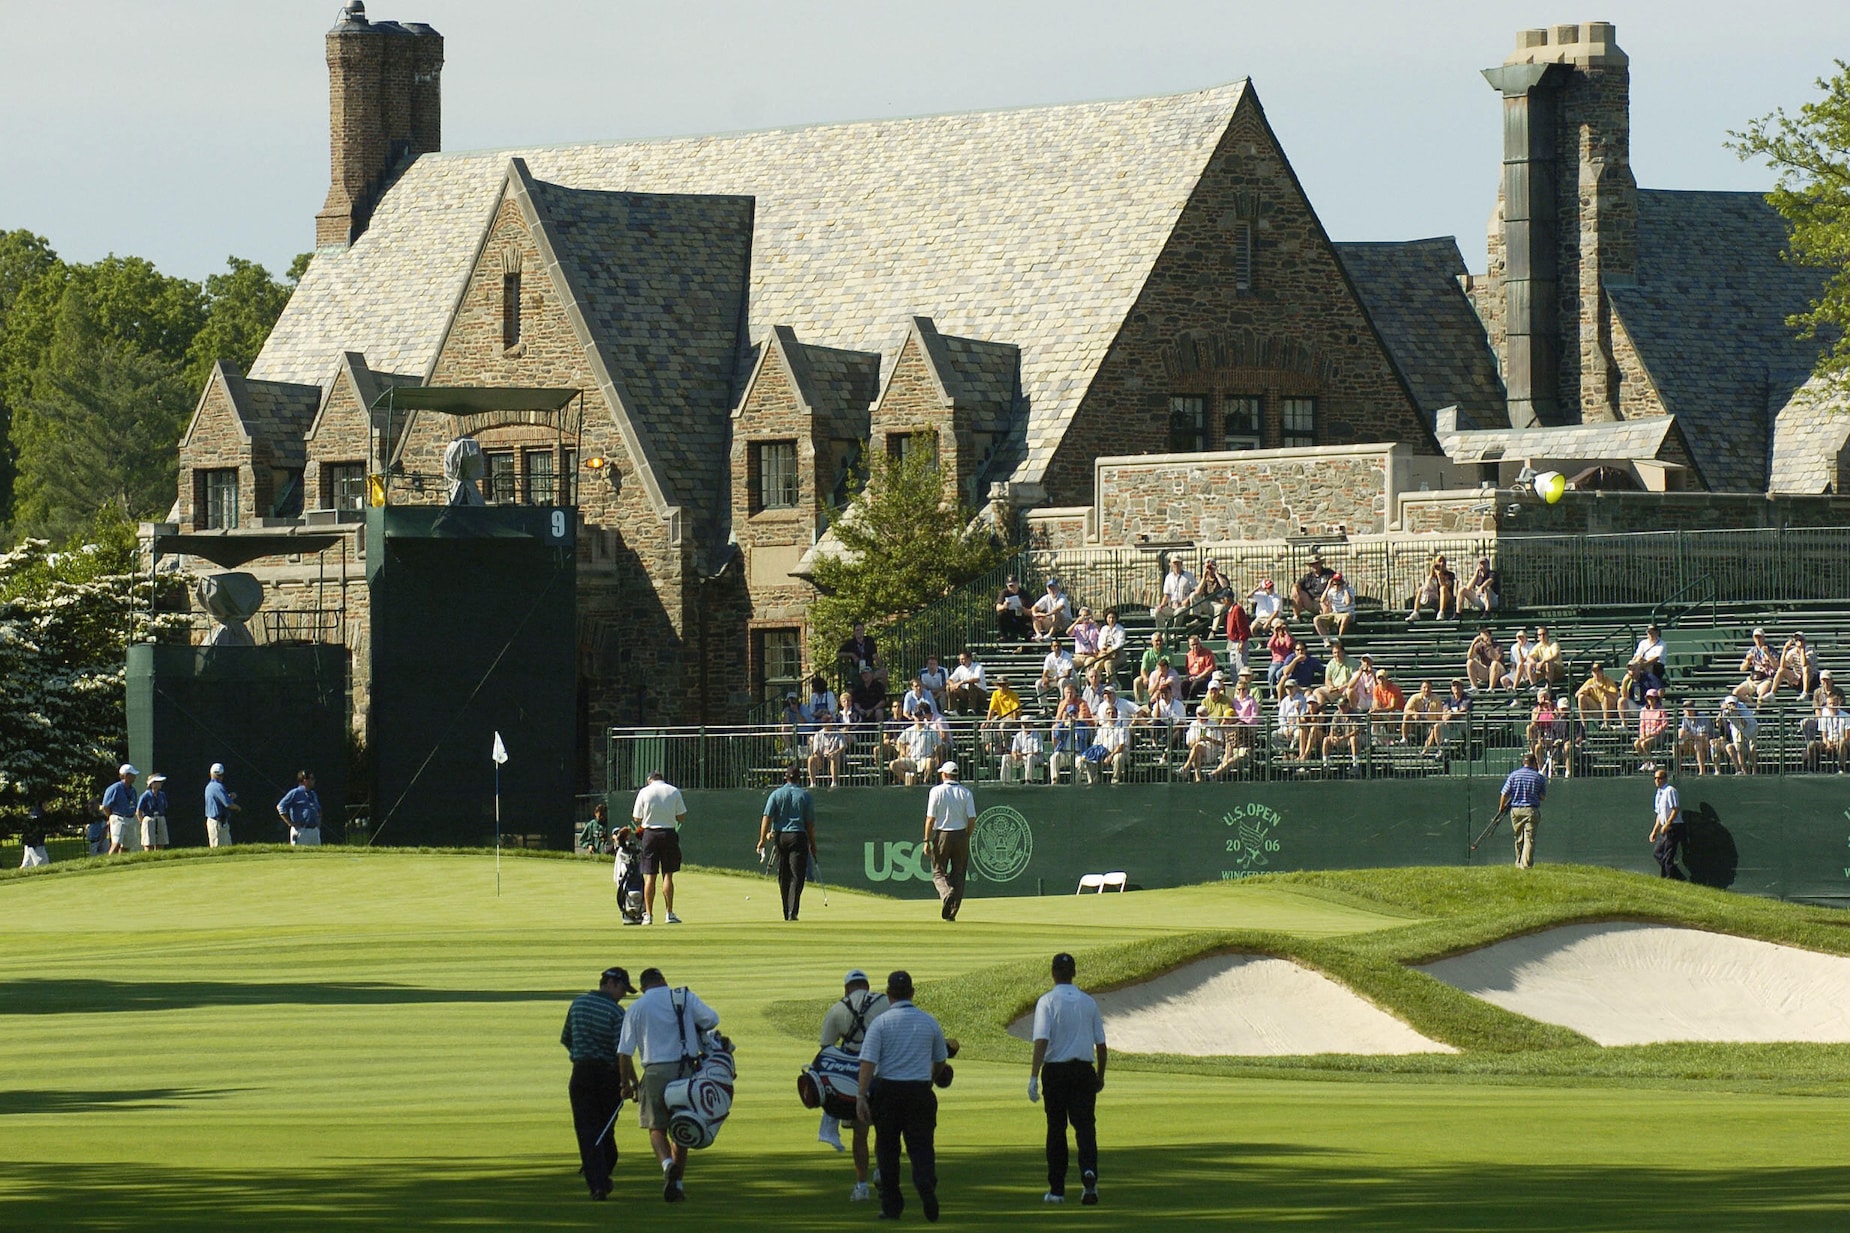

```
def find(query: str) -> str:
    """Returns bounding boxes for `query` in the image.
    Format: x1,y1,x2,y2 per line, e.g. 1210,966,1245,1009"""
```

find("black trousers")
1041,1060,1099,1194
871,1080,937,1217
1654,821,1688,879
775,831,809,919
998,608,1033,640
568,1060,622,1193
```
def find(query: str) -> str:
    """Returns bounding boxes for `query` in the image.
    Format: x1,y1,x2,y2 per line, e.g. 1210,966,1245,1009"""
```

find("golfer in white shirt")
924,763,976,921
1028,952,1106,1205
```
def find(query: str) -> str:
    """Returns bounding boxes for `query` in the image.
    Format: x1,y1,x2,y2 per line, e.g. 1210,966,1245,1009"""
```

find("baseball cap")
938,761,958,776
1646,688,1662,697
118,763,138,777
1752,626,1766,636
1210,670,1225,683
1331,572,1345,584
600,966,635,993
844,969,869,986
210,762,226,775
1259,578,1274,589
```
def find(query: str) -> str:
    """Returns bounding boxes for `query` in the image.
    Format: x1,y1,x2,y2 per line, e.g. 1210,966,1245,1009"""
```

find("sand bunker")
1009,955,1453,1056
1418,922,1850,1046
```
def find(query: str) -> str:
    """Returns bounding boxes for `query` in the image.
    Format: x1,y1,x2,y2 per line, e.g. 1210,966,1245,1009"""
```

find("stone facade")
1093,444,1404,544
1044,94,1431,504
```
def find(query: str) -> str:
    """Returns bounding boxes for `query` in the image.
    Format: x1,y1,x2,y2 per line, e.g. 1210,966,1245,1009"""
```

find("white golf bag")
663,1028,737,1150
612,833,644,924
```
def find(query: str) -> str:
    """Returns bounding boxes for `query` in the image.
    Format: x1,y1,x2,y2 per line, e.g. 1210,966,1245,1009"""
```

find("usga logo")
864,841,934,883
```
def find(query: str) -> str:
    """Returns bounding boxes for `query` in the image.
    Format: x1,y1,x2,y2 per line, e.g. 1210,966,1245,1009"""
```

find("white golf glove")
1027,1077,1040,1103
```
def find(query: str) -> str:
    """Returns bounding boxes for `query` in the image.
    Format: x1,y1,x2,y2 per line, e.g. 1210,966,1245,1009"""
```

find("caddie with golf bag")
617,968,725,1204
611,826,646,925
798,969,889,1201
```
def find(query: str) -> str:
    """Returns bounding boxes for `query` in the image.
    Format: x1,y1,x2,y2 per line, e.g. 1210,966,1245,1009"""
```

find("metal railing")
1650,574,1718,630
611,696,1833,792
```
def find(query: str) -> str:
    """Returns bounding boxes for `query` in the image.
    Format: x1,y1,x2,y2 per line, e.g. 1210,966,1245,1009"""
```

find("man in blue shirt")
277,771,323,847
1499,751,1548,869
135,774,171,851
560,966,634,1201
204,762,241,848
100,764,140,855
754,765,816,921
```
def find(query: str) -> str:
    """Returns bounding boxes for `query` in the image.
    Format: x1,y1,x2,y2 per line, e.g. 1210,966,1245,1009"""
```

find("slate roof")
1608,189,1832,493
1435,412,1675,465
1769,375,1850,493
521,176,754,527
1334,238,1507,430
250,83,1251,495
202,366,320,467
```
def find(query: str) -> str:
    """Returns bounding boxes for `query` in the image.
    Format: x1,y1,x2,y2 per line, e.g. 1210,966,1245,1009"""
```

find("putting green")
2,851,1847,1230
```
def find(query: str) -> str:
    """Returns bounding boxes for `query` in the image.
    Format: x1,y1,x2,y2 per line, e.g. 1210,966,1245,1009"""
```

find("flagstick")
494,757,502,898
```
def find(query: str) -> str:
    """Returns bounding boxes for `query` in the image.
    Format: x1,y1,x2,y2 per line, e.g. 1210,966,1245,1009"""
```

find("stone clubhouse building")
170,6,1846,760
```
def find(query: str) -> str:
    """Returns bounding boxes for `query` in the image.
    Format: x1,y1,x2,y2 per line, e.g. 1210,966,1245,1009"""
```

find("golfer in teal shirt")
754,765,817,921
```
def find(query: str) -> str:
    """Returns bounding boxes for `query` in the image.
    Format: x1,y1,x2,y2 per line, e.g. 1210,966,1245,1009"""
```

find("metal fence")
611,698,1832,794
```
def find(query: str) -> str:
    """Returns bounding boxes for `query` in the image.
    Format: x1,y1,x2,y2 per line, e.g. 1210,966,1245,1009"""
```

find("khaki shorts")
141,816,169,847
108,816,141,851
638,1061,686,1130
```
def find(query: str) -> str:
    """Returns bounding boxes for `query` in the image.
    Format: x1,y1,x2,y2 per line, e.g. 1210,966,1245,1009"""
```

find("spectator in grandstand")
1775,632,1818,698
1182,635,1220,700
1032,579,1074,642
1813,670,1841,713
1002,721,1045,784
1530,626,1565,686
1049,684,1095,782
1078,667,1109,717
1621,658,1666,722
1437,679,1472,753
1628,624,1666,675
1400,679,1442,747
1228,672,1260,755
1192,558,1234,626
1089,609,1127,679
1292,695,1328,761
1133,677,1186,761
848,669,889,728
1276,679,1309,750
1318,641,1357,705
1292,551,1335,619
1178,702,1225,780
946,651,988,716
984,674,1023,733
1150,555,1198,633
1720,696,1758,774
1732,627,1779,704
839,622,885,684
1036,641,1077,705
1371,666,1406,742
1405,554,1456,622
1575,662,1622,728
1806,698,1849,772
1321,696,1368,768
1346,652,1379,714
1633,689,1669,770
1248,578,1283,628
1068,608,1102,671
997,577,1034,643
1223,594,1253,677
1649,766,1686,880
1458,557,1500,614
1677,701,1719,777
809,722,847,788
1465,627,1505,693
1135,632,1172,704
1279,640,1324,699
1081,702,1133,785
917,656,950,713
889,715,942,786
806,675,841,727
780,692,809,755
901,674,946,730
1145,657,1181,712
1265,619,1297,692
1313,572,1356,642
1500,629,1536,691
1526,689,1566,769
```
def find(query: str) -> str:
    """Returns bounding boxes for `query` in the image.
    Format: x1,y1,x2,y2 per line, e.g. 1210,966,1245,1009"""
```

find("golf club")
810,851,829,907
592,1098,625,1148
1469,809,1509,853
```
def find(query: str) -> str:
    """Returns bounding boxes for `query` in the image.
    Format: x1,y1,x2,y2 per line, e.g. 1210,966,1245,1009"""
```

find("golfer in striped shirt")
561,966,634,1201
1499,752,1548,869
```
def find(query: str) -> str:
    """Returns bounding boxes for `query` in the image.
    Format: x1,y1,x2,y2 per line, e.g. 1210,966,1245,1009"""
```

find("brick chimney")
1482,21,1635,427
315,2,443,251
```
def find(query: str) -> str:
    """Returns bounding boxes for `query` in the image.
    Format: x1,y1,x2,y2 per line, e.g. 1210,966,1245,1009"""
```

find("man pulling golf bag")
612,828,645,925
662,1024,737,1150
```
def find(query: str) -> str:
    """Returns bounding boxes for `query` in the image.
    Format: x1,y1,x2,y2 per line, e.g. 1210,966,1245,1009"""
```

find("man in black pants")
755,765,817,920
856,970,950,1222
1028,952,1107,1205
559,966,635,1200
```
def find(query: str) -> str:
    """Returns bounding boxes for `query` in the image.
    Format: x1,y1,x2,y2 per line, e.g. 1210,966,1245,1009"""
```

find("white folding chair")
1076,873,1106,894
1101,871,1128,892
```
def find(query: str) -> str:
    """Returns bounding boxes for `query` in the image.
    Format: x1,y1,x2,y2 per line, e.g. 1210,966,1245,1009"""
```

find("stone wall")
871,333,967,501
1093,444,1398,544
1398,490,1499,536
1043,92,1431,506
1024,507,1091,551
304,370,372,510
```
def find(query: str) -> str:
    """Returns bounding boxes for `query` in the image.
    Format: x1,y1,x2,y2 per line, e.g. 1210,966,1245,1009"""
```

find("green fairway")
3,851,1848,1230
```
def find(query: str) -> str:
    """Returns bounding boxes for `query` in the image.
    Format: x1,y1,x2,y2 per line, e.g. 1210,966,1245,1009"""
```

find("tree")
808,432,1009,661
184,255,303,391
1731,60,1850,395
0,230,60,522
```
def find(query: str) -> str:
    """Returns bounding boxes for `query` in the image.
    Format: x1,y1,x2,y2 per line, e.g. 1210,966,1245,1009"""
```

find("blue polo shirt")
136,789,169,817
205,780,233,819
102,780,137,816
762,782,813,834
1501,766,1547,808
278,785,322,827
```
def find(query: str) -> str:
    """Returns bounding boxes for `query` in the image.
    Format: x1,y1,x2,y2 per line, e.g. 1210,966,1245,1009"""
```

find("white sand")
1009,954,1454,1056
1418,922,1850,1046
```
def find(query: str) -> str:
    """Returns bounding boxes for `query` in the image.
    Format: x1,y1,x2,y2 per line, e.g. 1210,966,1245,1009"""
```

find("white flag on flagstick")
492,732,509,764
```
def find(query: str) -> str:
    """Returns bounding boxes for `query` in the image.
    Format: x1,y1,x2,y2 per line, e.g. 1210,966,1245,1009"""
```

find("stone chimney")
315,2,443,251
1482,22,1635,427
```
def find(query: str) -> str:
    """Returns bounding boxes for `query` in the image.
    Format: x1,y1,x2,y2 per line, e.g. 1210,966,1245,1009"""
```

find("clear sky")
2,0,1844,284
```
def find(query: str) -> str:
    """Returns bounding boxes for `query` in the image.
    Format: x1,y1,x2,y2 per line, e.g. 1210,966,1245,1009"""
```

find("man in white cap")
204,763,241,847
818,968,890,1198
924,762,977,922
136,774,171,851
101,764,140,855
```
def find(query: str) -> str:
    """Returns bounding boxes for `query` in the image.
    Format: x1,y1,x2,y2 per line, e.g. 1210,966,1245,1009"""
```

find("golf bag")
663,1027,737,1150
612,832,644,924
796,1045,862,1121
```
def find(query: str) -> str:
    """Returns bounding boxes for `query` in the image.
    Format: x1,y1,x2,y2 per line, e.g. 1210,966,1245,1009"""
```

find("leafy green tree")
184,255,303,391
809,431,1009,662
0,230,60,520
1731,60,1850,394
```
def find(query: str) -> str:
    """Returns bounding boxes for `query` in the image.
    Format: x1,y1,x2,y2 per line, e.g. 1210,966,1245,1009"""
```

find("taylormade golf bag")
663,1029,737,1150
796,1045,862,1121
612,832,644,924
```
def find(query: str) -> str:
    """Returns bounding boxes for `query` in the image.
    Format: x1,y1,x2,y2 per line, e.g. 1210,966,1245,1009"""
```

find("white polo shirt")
926,779,976,832
631,779,686,830
1032,982,1107,1064
1653,783,1680,826
617,983,719,1066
